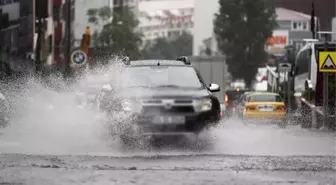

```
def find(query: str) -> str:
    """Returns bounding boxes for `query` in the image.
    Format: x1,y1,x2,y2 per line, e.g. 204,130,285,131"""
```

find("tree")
142,31,193,59
214,0,277,87
86,6,143,59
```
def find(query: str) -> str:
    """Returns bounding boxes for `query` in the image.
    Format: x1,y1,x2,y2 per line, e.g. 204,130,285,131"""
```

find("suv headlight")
121,99,142,113
194,98,212,112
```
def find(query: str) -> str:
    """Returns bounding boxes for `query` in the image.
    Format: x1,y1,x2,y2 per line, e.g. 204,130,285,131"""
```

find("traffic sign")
71,50,87,67
278,63,292,72
318,51,336,72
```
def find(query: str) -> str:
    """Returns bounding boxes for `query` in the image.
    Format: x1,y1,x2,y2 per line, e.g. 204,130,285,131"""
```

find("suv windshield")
248,94,283,102
122,66,203,89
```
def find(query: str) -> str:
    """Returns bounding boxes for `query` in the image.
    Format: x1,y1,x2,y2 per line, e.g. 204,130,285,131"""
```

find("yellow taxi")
243,92,286,124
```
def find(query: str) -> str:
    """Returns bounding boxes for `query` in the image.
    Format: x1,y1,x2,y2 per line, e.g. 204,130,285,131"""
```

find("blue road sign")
71,50,87,66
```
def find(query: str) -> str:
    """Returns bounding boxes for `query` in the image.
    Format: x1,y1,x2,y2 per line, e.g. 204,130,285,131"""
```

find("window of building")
292,21,309,31
303,22,307,30
292,22,297,30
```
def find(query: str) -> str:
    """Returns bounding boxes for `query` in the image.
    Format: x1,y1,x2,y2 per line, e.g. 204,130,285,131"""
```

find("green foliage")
214,0,277,87
142,32,193,59
86,6,143,59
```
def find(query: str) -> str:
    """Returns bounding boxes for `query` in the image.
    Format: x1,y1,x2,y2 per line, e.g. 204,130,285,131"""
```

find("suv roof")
122,56,192,66
128,60,188,66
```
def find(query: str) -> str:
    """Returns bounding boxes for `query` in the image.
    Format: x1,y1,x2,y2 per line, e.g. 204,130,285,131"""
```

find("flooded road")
1,117,335,184
0,76,335,184
0,116,335,156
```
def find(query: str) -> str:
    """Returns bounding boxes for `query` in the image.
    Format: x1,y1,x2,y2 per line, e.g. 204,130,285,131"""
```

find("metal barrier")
300,98,315,128
300,97,336,130
266,65,287,92
266,65,278,92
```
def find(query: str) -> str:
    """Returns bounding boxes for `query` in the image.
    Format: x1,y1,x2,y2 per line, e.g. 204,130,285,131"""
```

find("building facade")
266,7,315,55
275,0,335,32
138,0,194,43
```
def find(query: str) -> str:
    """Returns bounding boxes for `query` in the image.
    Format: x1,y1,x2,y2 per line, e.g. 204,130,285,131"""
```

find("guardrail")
266,65,277,92
266,65,288,93
299,97,335,130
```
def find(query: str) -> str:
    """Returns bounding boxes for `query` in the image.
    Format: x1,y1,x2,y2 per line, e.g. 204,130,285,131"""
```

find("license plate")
153,116,185,124
258,105,274,112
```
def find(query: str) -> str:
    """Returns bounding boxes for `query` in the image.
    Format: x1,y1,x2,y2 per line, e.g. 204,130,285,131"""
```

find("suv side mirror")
209,83,220,92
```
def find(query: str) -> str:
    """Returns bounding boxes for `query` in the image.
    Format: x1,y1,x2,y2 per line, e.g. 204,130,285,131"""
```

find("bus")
293,40,336,105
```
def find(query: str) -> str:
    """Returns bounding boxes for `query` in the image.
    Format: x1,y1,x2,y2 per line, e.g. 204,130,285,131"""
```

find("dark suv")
98,56,221,145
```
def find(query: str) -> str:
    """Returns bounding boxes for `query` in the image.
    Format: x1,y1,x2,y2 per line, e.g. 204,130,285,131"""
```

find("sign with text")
266,30,289,53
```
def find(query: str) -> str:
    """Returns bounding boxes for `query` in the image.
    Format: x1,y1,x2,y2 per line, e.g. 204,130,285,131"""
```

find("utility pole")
64,0,72,79
318,31,335,130
322,34,328,129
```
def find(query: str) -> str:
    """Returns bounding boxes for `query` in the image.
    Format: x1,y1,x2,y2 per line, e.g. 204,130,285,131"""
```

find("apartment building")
138,0,194,43
266,8,316,55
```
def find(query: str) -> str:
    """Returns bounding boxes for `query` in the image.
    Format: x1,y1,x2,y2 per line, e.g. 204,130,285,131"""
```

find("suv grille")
142,105,194,115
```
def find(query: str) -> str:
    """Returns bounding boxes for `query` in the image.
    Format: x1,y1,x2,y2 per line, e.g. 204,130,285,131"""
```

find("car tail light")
246,105,256,111
225,94,228,102
276,105,286,111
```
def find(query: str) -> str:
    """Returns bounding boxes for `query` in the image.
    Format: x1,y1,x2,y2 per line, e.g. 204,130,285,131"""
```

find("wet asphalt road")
0,117,335,184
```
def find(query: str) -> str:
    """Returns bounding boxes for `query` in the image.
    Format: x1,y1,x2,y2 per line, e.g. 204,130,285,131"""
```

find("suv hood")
117,87,210,99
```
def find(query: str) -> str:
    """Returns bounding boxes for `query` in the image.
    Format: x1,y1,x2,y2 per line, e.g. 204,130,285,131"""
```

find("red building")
53,0,63,66
53,0,75,67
